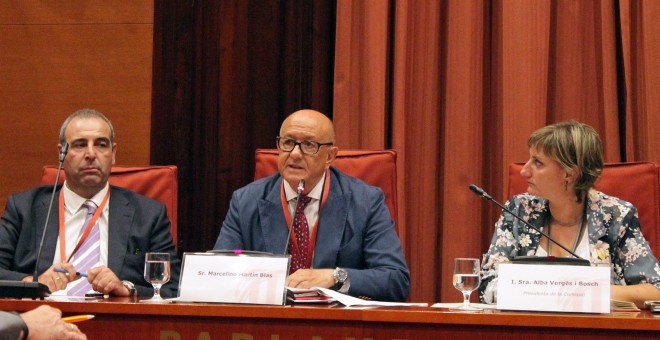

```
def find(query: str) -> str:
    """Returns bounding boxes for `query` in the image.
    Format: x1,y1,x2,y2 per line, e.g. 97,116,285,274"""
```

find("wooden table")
1,298,658,339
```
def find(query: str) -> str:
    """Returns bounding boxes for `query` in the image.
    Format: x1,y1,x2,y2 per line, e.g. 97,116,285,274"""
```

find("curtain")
333,0,660,303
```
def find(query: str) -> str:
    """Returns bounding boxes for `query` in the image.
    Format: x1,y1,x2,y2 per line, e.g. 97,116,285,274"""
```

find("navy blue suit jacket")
214,167,410,301
0,185,180,297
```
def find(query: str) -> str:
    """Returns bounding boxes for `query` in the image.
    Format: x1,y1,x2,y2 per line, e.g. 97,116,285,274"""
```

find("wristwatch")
121,280,137,297
333,267,348,285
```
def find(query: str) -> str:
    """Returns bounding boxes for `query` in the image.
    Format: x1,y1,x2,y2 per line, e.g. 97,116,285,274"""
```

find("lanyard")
547,201,587,256
280,169,330,269
58,189,110,263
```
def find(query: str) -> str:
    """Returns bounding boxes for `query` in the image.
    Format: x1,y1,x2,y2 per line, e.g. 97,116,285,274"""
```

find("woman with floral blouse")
479,121,660,308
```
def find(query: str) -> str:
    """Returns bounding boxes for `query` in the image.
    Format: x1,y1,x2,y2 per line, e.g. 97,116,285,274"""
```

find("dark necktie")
290,196,312,273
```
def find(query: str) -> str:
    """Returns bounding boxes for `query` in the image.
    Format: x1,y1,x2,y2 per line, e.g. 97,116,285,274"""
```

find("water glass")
142,252,171,303
451,257,482,311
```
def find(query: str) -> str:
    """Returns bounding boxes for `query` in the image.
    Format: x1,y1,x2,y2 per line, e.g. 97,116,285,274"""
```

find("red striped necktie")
289,196,312,273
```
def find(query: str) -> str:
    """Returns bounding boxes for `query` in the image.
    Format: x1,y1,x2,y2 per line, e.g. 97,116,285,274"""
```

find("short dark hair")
59,109,115,144
527,120,603,202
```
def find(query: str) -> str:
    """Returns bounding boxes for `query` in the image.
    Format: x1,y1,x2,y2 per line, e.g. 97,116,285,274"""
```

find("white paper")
431,302,496,309
46,295,105,302
316,287,428,307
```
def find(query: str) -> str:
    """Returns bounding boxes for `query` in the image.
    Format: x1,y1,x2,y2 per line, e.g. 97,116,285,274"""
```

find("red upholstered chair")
508,162,660,255
254,149,399,233
40,165,179,247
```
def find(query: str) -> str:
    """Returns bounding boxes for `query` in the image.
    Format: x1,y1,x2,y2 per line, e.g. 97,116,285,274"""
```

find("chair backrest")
254,149,399,232
40,165,179,247
508,162,660,255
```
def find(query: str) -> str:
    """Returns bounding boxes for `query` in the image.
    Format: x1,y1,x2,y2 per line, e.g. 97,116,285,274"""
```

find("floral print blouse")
479,189,660,303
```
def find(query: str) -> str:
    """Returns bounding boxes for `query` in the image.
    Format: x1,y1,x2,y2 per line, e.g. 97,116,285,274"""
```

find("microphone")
208,178,306,258
58,143,68,162
33,143,69,283
469,184,590,266
282,179,305,255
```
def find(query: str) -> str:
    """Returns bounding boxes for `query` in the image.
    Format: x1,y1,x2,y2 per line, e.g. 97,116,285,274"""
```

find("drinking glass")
142,252,171,303
451,257,482,311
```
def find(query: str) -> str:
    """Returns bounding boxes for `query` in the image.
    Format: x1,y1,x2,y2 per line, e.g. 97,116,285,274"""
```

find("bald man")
214,110,410,302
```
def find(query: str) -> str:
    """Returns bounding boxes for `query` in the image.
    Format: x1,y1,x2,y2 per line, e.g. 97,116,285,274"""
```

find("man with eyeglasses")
214,109,410,302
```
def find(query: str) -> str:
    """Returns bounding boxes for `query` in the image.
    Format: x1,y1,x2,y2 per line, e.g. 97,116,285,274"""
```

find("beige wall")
0,0,154,211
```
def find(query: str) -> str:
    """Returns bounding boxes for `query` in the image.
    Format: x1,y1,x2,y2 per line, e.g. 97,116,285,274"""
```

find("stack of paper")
317,288,428,307
611,299,640,312
286,287,428,307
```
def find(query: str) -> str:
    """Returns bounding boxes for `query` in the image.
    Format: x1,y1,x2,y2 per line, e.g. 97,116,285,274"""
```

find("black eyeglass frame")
276,136,334,155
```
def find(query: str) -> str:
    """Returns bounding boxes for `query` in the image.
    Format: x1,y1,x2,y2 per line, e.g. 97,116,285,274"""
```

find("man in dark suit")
0,109,179,297
214,109,410,302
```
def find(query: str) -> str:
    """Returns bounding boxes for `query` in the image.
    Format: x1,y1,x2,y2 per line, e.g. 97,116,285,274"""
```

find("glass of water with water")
142,252,171,303
451,257,482,311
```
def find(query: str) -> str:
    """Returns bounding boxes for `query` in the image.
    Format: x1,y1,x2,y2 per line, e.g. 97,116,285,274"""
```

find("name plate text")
178,252,289,305
496,263,610,313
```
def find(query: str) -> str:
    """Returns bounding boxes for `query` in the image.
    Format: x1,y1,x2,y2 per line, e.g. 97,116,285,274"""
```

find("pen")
62,315,95,323
54,267,88,277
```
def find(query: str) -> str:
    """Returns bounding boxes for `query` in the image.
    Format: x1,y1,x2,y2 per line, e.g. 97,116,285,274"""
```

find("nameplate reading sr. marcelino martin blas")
177,252,289,305
496,263,610,313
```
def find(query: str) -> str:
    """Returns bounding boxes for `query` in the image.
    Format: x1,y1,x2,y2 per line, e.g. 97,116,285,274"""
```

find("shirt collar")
283,172,326,202
62,181,110,214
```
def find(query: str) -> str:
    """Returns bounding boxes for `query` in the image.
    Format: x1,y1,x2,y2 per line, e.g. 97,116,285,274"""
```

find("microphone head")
296,179,305,194
468,184,492,200
469,184,484,195
59,143,69,162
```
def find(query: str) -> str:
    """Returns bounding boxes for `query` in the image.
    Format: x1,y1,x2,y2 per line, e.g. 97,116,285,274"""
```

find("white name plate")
496,263,610,313
178,252,290,305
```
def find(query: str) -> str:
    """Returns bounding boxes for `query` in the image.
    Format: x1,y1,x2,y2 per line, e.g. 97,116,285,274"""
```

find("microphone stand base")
512,256,591,266
0,280,50,299
206,249,275,256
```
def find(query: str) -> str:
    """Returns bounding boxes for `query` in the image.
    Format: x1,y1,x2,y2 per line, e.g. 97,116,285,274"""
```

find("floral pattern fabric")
479,189,660,302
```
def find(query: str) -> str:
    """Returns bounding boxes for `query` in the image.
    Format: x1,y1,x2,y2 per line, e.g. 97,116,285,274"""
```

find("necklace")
551,214,582,227
546,202,587,255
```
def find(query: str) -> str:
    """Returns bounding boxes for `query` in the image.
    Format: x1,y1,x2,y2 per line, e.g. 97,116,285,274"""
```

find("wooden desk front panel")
1,299,658,339
75,316,657,340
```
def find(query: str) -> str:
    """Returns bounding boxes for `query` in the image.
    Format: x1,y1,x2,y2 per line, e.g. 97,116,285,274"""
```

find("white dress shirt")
51,182,110,268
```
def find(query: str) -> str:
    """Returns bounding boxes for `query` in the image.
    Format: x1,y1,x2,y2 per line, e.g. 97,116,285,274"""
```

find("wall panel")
152,0,336,252
0,1,154,211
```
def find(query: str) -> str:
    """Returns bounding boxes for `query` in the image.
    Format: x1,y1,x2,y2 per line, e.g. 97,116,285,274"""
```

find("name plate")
178,252,289,305
496,263,610,313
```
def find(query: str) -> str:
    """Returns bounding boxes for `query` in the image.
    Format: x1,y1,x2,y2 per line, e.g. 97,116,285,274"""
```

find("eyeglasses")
276,137,334,155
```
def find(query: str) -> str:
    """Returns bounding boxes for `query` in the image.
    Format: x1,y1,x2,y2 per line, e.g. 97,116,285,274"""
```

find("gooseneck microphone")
33,143,69,284
469,184,590,266
282,179,305,255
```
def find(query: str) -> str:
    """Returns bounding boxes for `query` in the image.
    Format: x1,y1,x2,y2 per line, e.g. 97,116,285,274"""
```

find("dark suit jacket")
0,185,180,297
214,167,410,302
0,311,26,339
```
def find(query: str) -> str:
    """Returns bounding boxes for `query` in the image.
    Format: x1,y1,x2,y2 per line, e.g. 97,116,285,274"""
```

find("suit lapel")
258,178,289,254
525,200,549,254
34,188,61,273
259,171,349,265
312,171,348,268
107,187,134,273
586,190,609,245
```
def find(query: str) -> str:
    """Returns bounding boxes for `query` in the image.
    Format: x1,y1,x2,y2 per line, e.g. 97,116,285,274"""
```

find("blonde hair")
527,121,603,202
